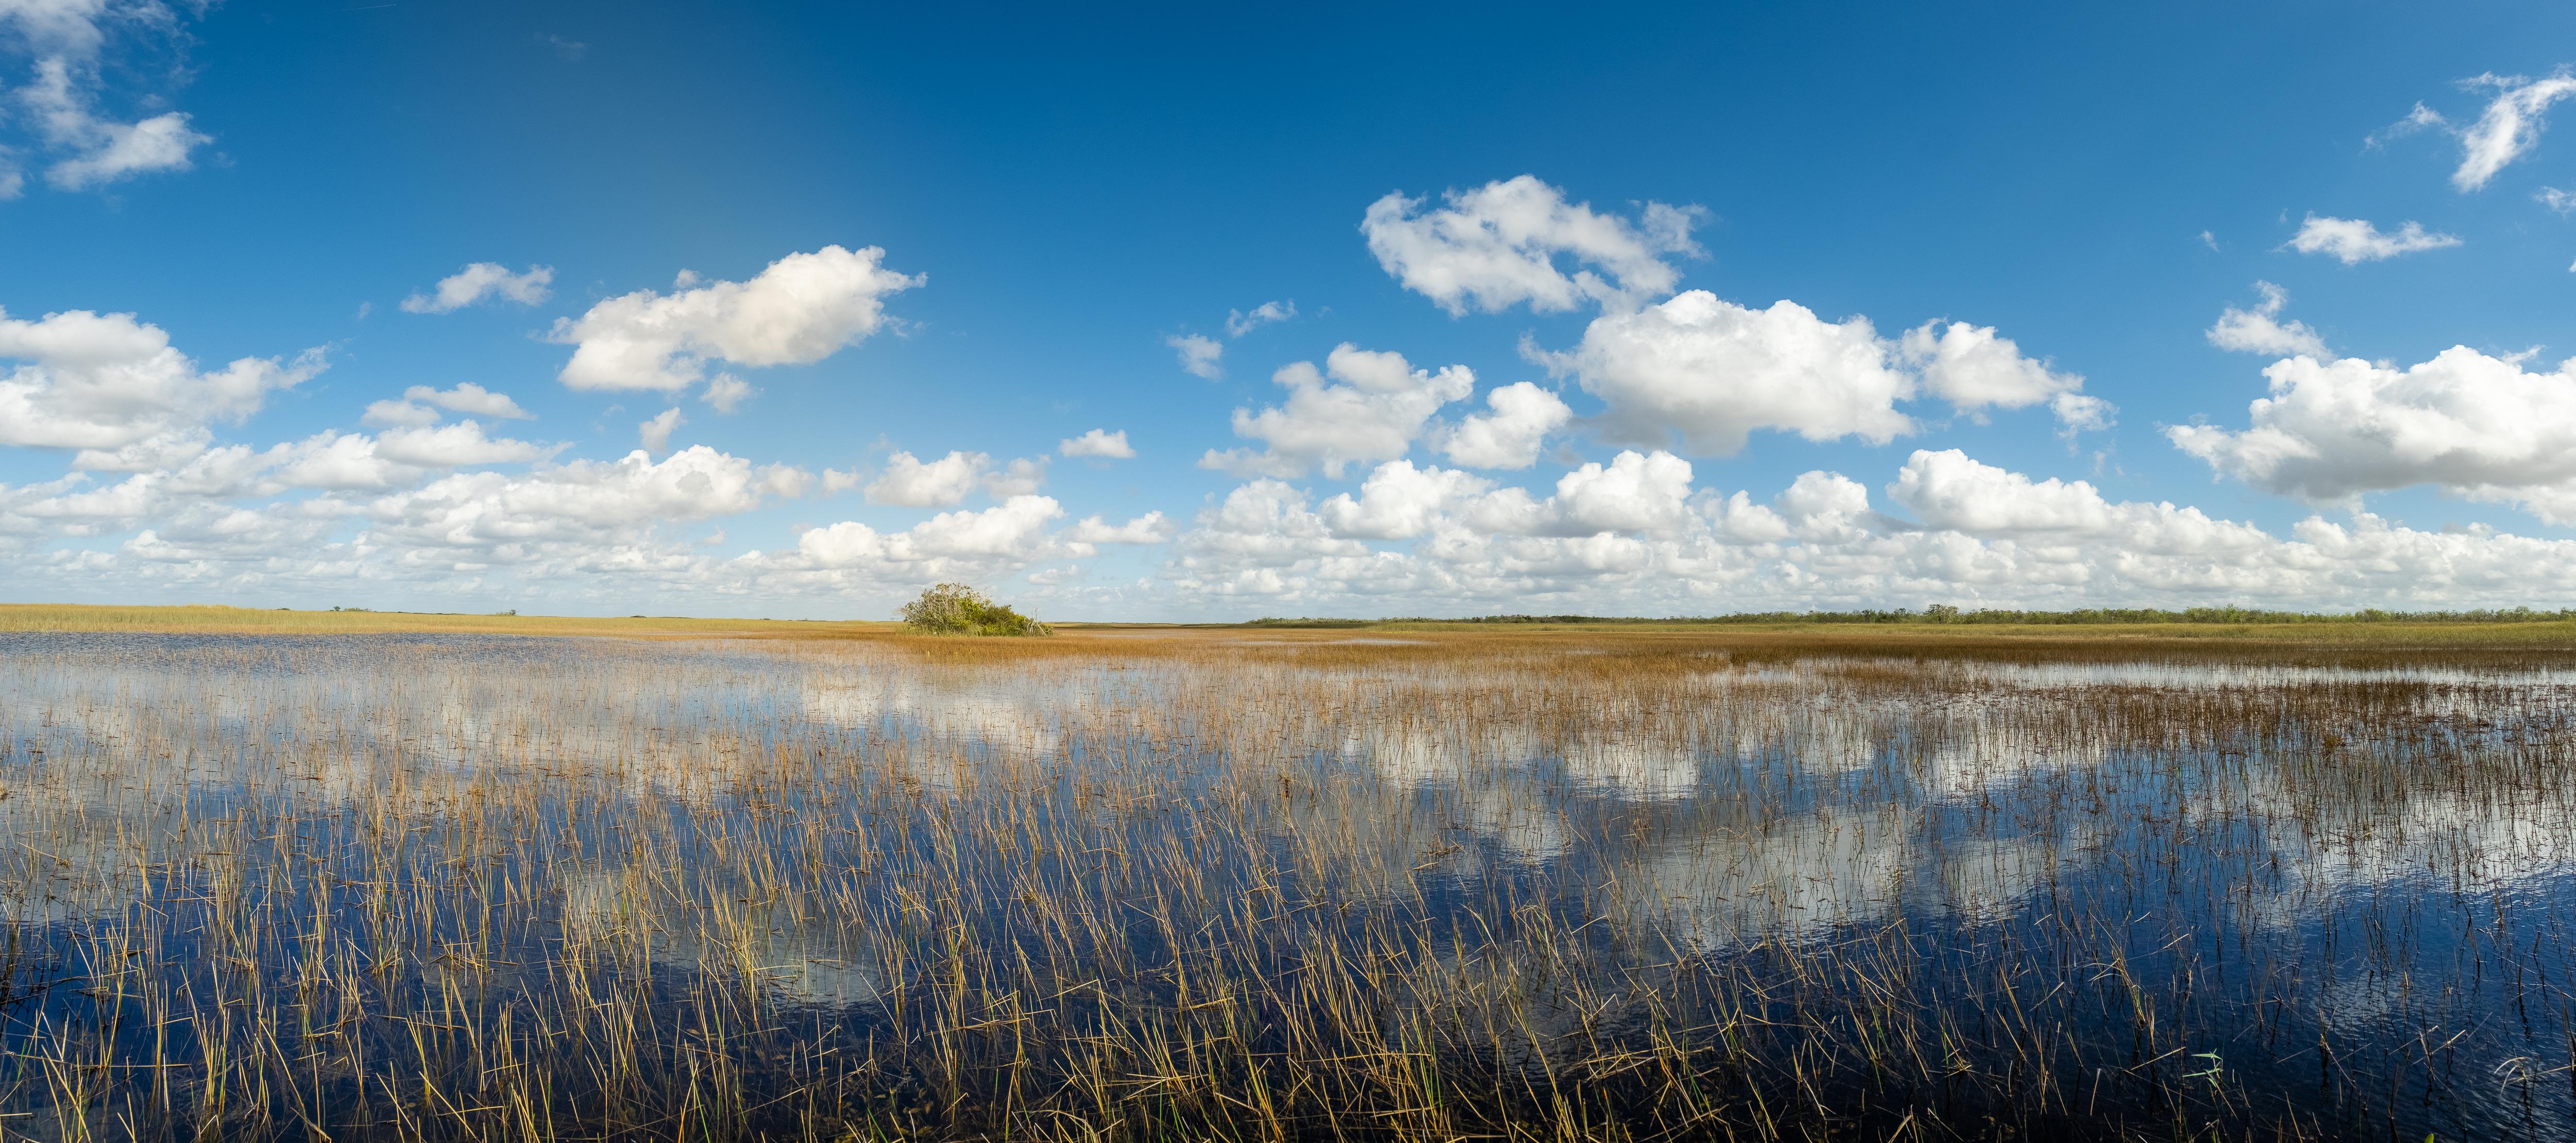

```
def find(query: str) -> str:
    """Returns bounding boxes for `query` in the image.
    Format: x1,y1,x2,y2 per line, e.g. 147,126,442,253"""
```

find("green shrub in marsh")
898,582,1052,636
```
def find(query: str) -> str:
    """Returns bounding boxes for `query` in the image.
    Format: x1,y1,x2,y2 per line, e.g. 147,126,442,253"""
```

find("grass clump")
898,582,1052,636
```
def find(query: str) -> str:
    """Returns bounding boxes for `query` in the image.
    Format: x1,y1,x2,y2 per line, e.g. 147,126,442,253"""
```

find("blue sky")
7,1,2576,618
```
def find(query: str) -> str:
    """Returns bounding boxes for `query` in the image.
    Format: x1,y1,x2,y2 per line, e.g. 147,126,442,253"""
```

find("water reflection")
1,632,2574,1140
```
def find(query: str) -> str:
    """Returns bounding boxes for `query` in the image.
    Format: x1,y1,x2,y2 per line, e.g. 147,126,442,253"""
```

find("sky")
7,1,2576,620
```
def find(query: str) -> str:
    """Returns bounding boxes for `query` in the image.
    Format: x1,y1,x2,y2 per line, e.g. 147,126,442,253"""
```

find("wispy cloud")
2282,214,2460,264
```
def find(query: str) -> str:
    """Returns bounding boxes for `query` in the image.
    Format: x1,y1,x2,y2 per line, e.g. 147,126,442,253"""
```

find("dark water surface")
3,632,2574,1140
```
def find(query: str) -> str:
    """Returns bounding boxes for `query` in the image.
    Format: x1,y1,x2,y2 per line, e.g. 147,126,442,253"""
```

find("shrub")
898,583,1053,636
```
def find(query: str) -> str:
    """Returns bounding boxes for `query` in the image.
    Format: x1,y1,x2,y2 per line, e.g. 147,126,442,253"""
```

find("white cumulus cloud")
1319,461,1493,540
1551,293,1914,454
1437,382,1572,469
1899,320,2107,431
402,263,555,314
4,421,555,527
1225,301,1295,336
1464,450,1697,537
0,306,323,458
2283,214,2461,264
1544,295,2110,453
2207,282,2327,357
414,382,531,419
1889,449,2113,534
361,399,442,429
1167,481,1369,594
637,408,683,456
1363,175,1701,315
1200,344,1475,479
759,496,1073,584
866,450,988,507
364,381,535,428
1160,447,2576,615
1060,428,1134,459
551,245,920,395
2168,345,2576,522
41,109,209,190
374,421,551,469
362,446,806,560
1068,511,1175,544
1167,333,1222,380
699,373,755,414
985,456,1048,497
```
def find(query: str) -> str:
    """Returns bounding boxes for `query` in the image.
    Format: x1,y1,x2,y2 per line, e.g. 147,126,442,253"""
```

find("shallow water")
3,632,2575,1140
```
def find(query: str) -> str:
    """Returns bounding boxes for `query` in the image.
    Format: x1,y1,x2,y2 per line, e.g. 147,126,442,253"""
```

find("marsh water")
2,630,2574,1140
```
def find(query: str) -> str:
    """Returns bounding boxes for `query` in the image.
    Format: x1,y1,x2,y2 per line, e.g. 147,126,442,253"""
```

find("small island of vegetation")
897,582,1053,636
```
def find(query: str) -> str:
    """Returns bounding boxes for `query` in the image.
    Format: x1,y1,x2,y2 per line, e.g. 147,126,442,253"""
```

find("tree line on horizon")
1248,605,2576,627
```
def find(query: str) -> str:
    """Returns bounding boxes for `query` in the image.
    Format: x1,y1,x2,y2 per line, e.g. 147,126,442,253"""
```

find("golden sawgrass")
0,603,889,638
13,601,2576,650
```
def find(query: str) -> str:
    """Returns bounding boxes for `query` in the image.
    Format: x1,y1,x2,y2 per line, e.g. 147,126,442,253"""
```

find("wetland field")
4,617,2576,1140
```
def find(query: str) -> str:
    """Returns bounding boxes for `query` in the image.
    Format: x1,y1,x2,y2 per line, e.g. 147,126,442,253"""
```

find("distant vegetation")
0,604,851,637
1252,605,2576,627
899,583,1053,636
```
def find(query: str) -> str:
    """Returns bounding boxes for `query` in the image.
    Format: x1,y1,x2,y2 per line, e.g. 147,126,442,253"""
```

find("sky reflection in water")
2,632,2574,1139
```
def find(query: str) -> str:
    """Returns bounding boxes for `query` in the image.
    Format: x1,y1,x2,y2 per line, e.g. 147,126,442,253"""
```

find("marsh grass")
15,602,2576,648
0,626,2572,1140
0,605,890,638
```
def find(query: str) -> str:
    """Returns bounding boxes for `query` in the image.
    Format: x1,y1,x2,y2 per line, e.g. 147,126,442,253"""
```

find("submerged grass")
0,621,2573,1139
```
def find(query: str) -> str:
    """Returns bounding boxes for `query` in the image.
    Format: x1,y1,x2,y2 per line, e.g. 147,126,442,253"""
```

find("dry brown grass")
17,601,2576,651
0,603,895,638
